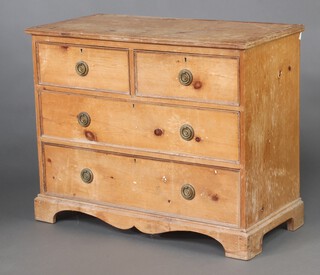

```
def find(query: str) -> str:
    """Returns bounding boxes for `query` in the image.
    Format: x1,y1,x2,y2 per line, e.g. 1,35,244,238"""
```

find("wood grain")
43,144,240,225
26,14,304,49
37,42,129,93
136,51,239,105
40,90,240,163
242,34,301,228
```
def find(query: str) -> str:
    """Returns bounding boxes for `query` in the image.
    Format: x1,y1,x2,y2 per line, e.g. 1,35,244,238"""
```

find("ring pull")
178,69,193,86
80,168,94,184
75,61,89,76
181,184,195,200
180,124,194,141
77,112,91,127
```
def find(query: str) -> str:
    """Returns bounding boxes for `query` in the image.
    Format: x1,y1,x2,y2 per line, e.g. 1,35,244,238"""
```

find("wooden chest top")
26,14,303,49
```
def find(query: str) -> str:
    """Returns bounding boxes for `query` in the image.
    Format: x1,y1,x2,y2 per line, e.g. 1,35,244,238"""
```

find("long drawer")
44,144,240,225
40,91,240,163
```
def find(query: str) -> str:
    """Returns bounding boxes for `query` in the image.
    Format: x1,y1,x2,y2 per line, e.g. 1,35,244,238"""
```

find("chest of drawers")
26,14,304,260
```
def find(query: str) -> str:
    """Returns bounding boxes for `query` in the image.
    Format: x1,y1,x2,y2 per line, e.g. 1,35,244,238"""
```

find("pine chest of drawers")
26,14,304,260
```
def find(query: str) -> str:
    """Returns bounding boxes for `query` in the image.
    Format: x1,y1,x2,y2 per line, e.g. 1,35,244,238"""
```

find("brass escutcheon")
181,184,195,200
75,61,89,76
77,112,91,127
180,124,194,141
80,168,94,183
178,69,193,86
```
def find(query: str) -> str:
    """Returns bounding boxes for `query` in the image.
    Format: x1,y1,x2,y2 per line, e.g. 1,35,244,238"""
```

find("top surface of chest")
26,14,303,49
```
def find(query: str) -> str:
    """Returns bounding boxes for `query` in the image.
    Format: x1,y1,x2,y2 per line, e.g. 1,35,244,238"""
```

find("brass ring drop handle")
75,61,89,76
180,124,194,141
80,168,94,183
178,69,193,86
181,184,195,200
77,112,91,127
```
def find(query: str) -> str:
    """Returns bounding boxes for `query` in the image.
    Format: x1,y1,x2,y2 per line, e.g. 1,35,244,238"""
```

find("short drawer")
44,145,240,225
37,43,129,93
135,51,239,105
41,91,240,163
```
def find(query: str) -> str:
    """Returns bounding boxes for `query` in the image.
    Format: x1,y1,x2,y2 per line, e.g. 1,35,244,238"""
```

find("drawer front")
44,145,240,225
37,43,129,93
135,51,239,105
41,91,240,162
